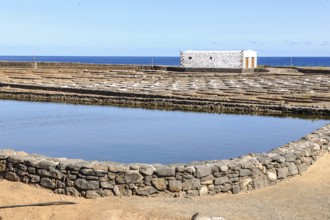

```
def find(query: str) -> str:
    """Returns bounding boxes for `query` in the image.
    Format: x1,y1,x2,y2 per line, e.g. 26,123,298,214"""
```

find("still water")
0,100,328,164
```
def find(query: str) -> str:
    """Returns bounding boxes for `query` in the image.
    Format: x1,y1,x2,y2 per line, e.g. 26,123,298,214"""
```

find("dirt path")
0,153,329,220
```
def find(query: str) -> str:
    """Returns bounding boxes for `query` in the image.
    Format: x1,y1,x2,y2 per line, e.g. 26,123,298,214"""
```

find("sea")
0,56,330,67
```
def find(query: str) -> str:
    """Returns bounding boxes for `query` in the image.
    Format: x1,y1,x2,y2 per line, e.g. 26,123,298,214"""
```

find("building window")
188,57,192,60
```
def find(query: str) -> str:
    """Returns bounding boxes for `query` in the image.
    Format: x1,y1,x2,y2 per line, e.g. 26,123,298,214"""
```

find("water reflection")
0,100,328,164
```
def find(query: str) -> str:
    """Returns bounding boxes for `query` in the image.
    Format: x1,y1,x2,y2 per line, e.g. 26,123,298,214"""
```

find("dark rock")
17,164,27,171
154,166,175,177
57,181,65,188
136,186,158,196
30,174,40,183
66,180,75,187
4,172,20,181
100,181,114,189
75,179,100,190
86,176,99,180
40,178,56,189
36,161,57,170
22,176,30,183
27,167,36,174
80,168,107,177
55,189,65,194
7,156,25,164
115,172,142,184
66,187,80,197
17,169,28,176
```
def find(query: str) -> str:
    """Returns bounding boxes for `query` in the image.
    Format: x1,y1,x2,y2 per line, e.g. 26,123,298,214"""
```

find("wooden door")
251,57,255,68
245,57,249,68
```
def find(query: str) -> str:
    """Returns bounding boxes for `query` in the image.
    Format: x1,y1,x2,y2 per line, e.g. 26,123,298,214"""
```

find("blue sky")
0,0,329,56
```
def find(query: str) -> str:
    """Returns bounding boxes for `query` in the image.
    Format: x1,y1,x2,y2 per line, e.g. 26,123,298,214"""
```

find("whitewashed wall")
243,50,258,68
181,51,243,68
180,50,257,69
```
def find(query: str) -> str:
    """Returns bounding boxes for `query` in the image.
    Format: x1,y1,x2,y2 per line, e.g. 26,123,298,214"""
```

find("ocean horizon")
1,55,330,67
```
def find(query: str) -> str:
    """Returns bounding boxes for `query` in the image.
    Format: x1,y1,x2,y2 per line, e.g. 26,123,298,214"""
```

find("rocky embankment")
0,124,329,198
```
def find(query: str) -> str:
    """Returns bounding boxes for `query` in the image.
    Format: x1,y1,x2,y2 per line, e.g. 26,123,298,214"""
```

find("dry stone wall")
0,124,329,199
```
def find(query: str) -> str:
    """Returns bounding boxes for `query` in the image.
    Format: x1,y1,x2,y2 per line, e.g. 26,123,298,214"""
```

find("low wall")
0,124,329,199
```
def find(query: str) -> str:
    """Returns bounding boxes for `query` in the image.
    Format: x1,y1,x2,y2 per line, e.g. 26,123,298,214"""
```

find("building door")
245,57,249,68
251,57,255,68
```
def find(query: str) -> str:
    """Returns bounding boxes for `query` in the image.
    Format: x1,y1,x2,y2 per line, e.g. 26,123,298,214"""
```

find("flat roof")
182,50,257,53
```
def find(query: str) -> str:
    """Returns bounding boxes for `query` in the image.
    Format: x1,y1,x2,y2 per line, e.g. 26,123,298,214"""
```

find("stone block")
139,165,155,176
101,189,114,197
75,179,100,190
115,172,143,184
239,169,252,177
40,178,56,189
277,167,289,179
86,190,101,199
151,178,167,191
199,185,208,196
136,186,158,196
4,172,20,181
100,181,114,189
168,180,182,192
182,178,201,191
287,163,299,176
266,170,277,181
195,165,212,178
154,166,175,177
65,187,80,197
253,174,268,189
214,176,230,185
200,175,214,185
298,163,309,174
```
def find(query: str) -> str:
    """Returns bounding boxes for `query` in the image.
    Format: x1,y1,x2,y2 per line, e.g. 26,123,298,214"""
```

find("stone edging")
0,124,329,199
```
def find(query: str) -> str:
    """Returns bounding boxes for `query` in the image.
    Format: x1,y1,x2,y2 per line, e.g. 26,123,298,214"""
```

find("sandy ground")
0,154,329,220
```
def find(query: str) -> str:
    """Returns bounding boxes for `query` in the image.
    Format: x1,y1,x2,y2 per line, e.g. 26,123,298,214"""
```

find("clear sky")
0,0,329,56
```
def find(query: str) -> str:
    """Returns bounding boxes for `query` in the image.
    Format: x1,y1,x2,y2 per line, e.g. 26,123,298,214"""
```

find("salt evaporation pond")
0,100,328,164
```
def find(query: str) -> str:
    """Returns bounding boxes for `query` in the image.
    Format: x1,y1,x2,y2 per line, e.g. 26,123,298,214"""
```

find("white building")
180,50,257,69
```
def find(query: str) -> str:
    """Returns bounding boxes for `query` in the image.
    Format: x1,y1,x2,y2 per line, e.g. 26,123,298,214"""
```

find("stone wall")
0,124,329,199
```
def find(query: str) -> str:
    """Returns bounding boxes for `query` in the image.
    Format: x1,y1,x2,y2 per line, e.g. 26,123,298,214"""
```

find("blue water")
1,56,330,67
0,100,328,164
